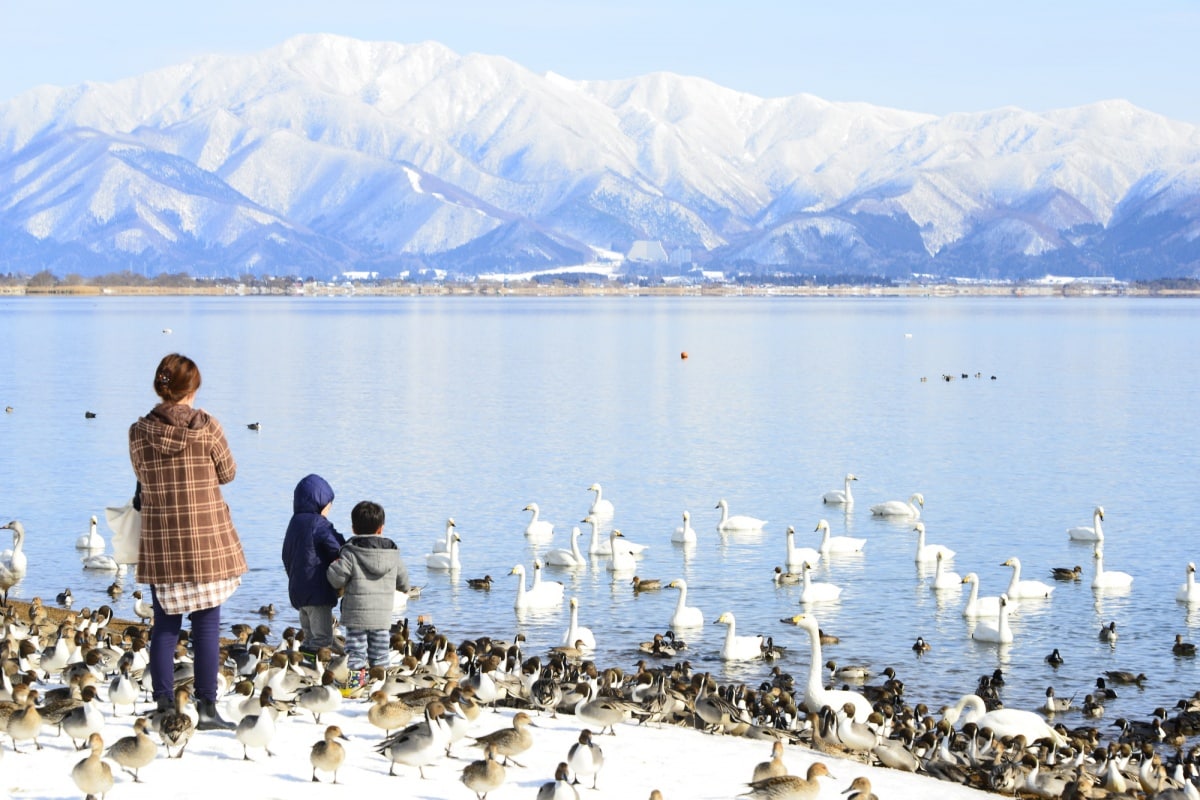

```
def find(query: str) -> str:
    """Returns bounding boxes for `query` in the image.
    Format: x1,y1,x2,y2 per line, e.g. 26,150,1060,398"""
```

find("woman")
129,353,247,730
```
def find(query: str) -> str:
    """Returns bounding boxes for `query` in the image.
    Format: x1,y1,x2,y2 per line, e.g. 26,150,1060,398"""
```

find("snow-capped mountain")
1,33,1198,279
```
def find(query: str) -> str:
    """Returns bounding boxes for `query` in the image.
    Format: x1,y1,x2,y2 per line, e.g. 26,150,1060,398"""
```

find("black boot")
155,694,173,713
196,699,236,731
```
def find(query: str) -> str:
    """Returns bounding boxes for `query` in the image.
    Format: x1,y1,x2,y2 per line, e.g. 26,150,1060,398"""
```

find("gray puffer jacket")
326,535,410,630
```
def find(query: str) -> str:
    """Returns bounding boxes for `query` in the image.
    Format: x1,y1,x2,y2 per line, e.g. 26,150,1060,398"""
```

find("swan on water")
971,594,1014,644
931,551,962,592
543,526,586,568
667,579,704,628
76,516,104,550
1091,543,1133,590
1177,562,1200,604
799,562,842,603
713,611,764,661
587,483,614,518
941,693,1066,747
671,511,698,544
430,518,457,554
785,525,822,571
714,499,766,532
869,492,924,518
425,533,461,571
912,522,954,564
561,597,596,650
523,503,555,539
815,519,865,555
1067,505,1105,542
822,474,858,506
510,563,563,610
961,572,1013,619
785,613,872,722
606,530,638,574
1002,557,1054,599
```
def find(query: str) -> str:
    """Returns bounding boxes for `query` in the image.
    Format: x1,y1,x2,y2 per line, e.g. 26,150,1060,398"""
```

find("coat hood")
345,535,398,580
141,404,211,456
293,474,335,515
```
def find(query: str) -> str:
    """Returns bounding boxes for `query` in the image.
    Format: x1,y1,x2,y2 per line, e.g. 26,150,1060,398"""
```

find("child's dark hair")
351,500,385,536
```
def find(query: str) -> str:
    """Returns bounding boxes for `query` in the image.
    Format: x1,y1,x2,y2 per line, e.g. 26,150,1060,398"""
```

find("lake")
2,294,1198,723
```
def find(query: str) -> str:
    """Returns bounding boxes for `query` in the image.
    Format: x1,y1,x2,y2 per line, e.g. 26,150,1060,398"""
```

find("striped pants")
344,627,390,669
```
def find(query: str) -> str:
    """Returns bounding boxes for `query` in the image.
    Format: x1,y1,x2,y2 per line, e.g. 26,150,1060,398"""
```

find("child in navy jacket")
282,474,346,652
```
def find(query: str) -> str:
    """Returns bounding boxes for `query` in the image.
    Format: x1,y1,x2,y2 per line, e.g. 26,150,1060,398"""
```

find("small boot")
195,698,236,731
155,694,173,713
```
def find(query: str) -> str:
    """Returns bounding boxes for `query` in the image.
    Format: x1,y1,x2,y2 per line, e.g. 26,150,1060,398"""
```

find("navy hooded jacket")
282,474,346,608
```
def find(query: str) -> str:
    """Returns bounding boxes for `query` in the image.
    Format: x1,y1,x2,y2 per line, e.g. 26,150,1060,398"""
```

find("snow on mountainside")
1,33,1199,279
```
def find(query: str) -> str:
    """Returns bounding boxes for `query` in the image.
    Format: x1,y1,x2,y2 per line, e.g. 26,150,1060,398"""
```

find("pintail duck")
7,689,43,751
773,566,802,585
156,687,195,758
752,740,788,782
235,685,279,760
62,684,106,749
842,776,879,800
1051,564,1083,581
631,576,662,592
295,669,342,723
106,716,157,782
71,732,114,800
738,761,834,799
461,742,507,799
374,699,450,778
470,710,533,767
537,761,580,800
310,724,349,783
567,728,604,789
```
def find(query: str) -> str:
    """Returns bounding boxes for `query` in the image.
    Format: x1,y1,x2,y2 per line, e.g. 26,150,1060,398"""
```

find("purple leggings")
149,588,222,703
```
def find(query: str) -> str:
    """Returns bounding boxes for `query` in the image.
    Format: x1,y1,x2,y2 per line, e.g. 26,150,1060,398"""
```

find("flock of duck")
3,479,1200,799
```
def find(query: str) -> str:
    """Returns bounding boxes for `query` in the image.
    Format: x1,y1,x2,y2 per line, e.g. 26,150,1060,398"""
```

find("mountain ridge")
1,33,1198,279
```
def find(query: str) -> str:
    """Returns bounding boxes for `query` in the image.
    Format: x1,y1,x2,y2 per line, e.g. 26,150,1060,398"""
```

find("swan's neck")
675,583,688,607
1189,571,1196,591
966,579,979,605
1094,513,1103,538
589,523,600,548
844,478,854,500
719,505,729,524
571,533,583,560
1008,562,1021,587
804,625,824,697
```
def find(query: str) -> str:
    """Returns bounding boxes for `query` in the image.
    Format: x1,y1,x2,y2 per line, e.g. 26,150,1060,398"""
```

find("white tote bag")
105,498,142,565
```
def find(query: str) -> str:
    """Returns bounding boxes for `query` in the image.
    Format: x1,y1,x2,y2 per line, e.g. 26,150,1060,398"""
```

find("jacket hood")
346,535,397,579
141,404,210,456
293,474,335,515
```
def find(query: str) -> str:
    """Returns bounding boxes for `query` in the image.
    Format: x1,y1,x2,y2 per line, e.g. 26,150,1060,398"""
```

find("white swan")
1178,563,1200,603
666,579,704,627
815,519,865,555
587,483,614,518
523,503,555,539
430,518,457,554
912,522,955,563
671,511,698,544
713,611,764,661
510,563,563,610
530,559,565,602
870,492,924,518
425,533,461,571
822,473,858,506
543,526,586,568
76,516,104,550
714,498,766,532
1067,505,1104,542
1091,544,1133,590
931,552,962,591
1002,557,1054,599
960,572,1011,619
785,525,821,571
0,520,29,605
787,613,871,722
971,594,1014,643
582,514,611,555
606,530,638,574
942,694,1066,747
800,562,842,603
561,597,596,649
81,553,121,572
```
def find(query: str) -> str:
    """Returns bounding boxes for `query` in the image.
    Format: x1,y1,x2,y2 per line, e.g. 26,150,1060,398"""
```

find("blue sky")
2,0,1197,121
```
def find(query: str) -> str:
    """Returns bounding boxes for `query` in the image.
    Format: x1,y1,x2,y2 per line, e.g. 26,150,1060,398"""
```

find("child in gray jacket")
326,500,409,671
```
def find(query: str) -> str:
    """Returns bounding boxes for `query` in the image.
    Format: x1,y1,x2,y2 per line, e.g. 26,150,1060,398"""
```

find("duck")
1099,621,1119,643
1042,686,1075,714
671,510,698,544
425,532,461,570
430,517,458,554
869,492,924,518
971,594,1014,644
606,530,641,574
538,761,581,800
366,689,417,735
587,483,615,518
773,566,802,585
132,590,154,623
573,682,640,735
912,637,932,654
543,526,587,567
785,525,821,571
56,587,74,607
1001,557,1054,599
76,515,105,549
631,576,662,593
931,551,962,591
1091,543,1133,590
842,776,879,800
567,728,604,788
0,520,29,605
310,724,348,783
715,498,767,532
511,563,563,610
246,421,261,431
799,562,842,603
822,473,858,506
1174,634,1196,656
157,687,196,758
105,716,157,782
666,579,704,628
467,575,493,590
62,684,106,749
375,700,451,778
295,670,342,723
523,503,555,538
960,572,1010,619
1051,565,1083,581
71,733,114,800
470,711,533,767
461,743,506,799
786,613,872,722
826,660,871,682
913,522,955,563
1045,648,1064,667
752,740,788,782
1067,505,1105,542
1177,562,1200,603
561,597,596,650
738,761,834,800
814,519,865,555
235,685,279,759
714,611,765,661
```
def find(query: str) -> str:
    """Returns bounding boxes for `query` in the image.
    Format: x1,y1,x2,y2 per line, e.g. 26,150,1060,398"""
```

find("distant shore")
3,282,1199,298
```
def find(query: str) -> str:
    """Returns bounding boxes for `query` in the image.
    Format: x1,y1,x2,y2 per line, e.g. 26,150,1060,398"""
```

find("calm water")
2,295,1199,722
